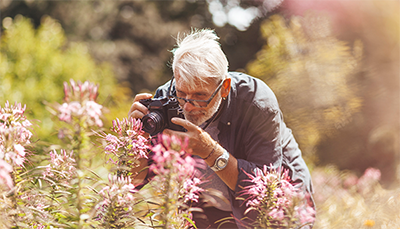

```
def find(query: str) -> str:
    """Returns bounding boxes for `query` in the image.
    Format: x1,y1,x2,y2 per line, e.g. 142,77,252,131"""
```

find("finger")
128,93,153,118
128,109,146,120
171,117,200,132
128,103,148,119
133,93,153,103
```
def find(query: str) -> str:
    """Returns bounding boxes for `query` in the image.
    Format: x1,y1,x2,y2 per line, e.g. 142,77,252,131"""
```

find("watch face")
211,150,229,171
217,158,227,168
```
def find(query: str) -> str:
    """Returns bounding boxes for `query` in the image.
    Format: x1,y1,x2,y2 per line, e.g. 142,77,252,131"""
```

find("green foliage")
247,14,363,163
1,0,194,93
0,15,132,142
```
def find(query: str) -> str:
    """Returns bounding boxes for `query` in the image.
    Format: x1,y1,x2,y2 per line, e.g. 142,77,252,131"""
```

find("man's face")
175,76,222,126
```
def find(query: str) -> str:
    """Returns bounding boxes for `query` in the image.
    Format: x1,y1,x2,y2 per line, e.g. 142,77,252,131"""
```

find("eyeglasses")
168,75,224,108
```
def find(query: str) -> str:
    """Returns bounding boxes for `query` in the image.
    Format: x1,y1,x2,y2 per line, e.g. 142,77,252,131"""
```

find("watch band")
211,149,229,171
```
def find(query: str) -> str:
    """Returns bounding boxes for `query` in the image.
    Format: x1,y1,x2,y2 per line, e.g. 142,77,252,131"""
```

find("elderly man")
128,29,314,229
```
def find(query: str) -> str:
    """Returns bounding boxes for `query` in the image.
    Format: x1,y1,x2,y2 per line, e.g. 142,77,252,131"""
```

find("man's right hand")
128,93,153,120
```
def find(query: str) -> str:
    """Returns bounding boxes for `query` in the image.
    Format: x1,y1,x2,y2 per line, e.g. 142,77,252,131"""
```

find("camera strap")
202,98,226,130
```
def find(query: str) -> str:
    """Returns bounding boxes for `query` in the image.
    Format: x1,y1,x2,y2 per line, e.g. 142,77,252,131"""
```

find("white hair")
171,28,229,89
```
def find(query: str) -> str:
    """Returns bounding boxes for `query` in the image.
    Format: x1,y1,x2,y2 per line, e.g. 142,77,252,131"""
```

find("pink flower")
19,128,33,144
0,101,33,169
14,154,25,166
181,177,204,203
101,117,149,171
0,101,32,143
357,167,381,194
22,120,32,127
141,134,204,227
95,174,137,222
0,102,26,121
5,151,25,167
42,149,76,182
14,144,25,157
63,79,99,102
11,103,25,116
104,144,117,154
247,199,260,207
0,113,11,121
343,173,358,188
105,134,119,144
0,159,13,189
281,179,296,197
363,168,381,181
58,103,72,122
268,208,285,220
58,80,104,127
295,205,316,224
85,101,102,118
68,101,83,114
31,223,46,229
240,165,315,227
85,101,103,127
0,145,4,158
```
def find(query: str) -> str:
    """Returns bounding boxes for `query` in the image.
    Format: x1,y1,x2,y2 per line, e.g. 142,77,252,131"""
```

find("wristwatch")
211,149,230,171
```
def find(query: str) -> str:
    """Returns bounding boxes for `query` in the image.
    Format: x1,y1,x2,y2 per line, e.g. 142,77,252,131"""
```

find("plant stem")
75,123,83,229
163,170,172,229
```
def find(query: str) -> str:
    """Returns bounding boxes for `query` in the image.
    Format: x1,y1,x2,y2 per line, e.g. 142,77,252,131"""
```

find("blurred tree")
0,1,196,94
0,15,132,143
0,0,264,94
246,14,363,164
306,0,399,185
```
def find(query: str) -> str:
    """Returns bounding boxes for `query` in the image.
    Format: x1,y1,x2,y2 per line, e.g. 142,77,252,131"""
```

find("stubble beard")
183,94,222,126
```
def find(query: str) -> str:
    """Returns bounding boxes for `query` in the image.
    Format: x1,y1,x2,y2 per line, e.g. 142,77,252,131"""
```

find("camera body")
140,97,186,135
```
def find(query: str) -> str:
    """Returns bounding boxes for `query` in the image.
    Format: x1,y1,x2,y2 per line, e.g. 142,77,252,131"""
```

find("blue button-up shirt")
154,72,314,228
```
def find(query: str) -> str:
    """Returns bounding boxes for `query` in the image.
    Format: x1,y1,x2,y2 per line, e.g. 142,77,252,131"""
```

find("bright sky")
227,6,260,31
207,0,283,31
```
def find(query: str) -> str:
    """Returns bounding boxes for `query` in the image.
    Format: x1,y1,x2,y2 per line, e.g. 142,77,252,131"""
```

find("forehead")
175,75,215,93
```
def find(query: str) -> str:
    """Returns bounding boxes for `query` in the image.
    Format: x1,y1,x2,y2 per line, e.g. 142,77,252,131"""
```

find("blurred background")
0,0,399,227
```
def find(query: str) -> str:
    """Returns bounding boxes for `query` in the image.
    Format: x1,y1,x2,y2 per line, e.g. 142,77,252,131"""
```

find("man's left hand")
163,117,215,158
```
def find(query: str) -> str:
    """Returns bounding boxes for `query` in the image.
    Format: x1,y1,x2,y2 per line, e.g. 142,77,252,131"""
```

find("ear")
221,78,231,98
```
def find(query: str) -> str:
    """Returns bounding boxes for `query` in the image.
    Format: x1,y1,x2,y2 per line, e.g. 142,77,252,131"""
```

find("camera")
139,97,186,135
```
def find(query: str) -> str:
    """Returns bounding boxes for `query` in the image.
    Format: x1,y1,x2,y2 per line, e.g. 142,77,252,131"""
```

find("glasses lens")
176,97,186,106
192,101,207,107
175,97,208,108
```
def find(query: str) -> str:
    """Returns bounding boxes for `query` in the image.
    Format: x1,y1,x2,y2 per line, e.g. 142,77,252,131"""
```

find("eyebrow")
176,89,185,94
176,88,208,95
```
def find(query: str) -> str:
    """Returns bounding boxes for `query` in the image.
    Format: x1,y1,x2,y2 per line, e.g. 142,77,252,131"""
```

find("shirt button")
227,122,231,125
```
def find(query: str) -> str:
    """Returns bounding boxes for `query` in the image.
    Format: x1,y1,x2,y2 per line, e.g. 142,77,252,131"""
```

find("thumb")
171,117,198,132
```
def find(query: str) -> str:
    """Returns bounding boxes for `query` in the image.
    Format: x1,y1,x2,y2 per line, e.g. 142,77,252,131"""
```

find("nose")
183,100,196,112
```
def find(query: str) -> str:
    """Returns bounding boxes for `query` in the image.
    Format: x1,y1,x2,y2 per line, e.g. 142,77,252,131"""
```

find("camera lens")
142,111,165,135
